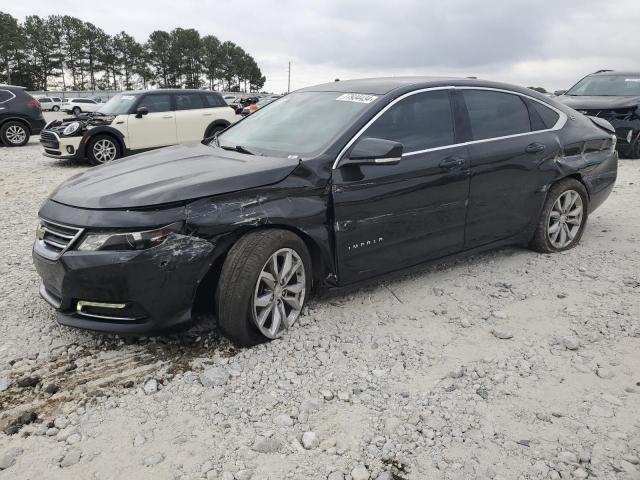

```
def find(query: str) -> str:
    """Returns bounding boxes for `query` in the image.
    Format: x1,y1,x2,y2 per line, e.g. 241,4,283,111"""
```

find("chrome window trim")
0,89,16,104
332,86,568,169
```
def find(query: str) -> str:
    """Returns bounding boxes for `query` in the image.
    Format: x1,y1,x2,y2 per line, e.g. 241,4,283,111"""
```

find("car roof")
123,89,222,95
590,70,640,77
0,84,26,90
296,76,544,97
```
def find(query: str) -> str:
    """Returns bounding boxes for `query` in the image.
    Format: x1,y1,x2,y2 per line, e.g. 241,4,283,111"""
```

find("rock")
44,383,59,394
273,414,294,427
572,467,588,478
602,394,622,406
235,469,253,480
19,411,37,425
622,454,640,465
321,390,334,400
449,366,465,378
300,397,321,412
351,464,370,480
491,328,513,340
16,376,39,388
562,336,580,350
0,378,9,392
143,453,165,466
0,448,22,470
301,431,319,449
596,368,615,379
252,435,282,453
60,448,81,468
491,310,507,319
220,472,234,480
376,473,393,480
66,433,82,445
384,417,402,435
337,391,352,402
328,472,344,480
54,416,70,429
133,434,146,447
143,379,158,395
558,451,578,464
199,367,229,387
476,386,489,400
589,404,614,418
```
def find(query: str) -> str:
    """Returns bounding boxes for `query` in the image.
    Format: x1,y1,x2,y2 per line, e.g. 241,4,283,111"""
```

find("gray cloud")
5,0,640,92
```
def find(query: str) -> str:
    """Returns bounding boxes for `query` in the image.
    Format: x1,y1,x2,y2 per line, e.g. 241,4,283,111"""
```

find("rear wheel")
215,229,312,347
86,134,121,166
1,121,30,147
72,106,81,116
204,125,227,142
529,178,588,253
52,105,60,112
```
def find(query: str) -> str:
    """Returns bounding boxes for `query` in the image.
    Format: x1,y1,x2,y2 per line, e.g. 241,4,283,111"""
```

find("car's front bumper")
40,132,83,160
32,232,217,335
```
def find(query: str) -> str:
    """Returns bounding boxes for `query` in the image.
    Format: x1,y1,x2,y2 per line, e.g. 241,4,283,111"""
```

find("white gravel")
0,122,639,479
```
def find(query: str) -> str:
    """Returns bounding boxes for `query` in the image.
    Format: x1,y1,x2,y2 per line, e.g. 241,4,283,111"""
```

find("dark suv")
555,70,640,158
0,85,46,147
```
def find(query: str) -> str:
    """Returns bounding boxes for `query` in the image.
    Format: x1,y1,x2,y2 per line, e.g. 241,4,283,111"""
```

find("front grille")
579,108,635,121
37,219,84,259
40,130,59,148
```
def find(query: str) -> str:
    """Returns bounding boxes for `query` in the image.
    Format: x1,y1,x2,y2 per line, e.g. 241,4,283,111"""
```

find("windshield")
566,75,640,96
217,91,378,157
97,93,140,115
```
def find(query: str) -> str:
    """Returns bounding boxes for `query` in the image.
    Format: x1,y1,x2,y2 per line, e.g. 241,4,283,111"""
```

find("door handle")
526,142,546,154
162,115,173,119
439,156,466,169
203,113,213,116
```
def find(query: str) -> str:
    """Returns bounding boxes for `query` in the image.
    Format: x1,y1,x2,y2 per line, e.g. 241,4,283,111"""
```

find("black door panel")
333,146,469,283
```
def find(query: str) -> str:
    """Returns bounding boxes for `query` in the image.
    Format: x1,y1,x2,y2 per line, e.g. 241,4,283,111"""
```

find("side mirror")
135,106,149,118
553,90,567,96
344,137,403,166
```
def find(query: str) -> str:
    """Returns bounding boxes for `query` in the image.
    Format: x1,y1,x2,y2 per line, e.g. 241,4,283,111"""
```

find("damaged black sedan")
33,77,618,346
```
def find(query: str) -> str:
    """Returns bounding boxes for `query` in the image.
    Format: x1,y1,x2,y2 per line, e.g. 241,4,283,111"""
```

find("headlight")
63,122,81,136
77,222,183,251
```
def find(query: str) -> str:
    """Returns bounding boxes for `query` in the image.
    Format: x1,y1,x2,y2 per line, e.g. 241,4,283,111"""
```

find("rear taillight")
28,98,41,109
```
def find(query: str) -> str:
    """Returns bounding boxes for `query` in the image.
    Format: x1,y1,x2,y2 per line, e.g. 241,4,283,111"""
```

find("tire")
72,107,81,116
630,134,640,160
52,105,60,112
0,121,30,147
215,229,312,347
529,178,589,253
86,134,121,166
204,124,227,142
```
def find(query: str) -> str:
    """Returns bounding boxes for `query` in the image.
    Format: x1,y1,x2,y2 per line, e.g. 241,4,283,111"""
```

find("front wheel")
1,121,30,147
86,134,121,166
529,178,589,253
52,105,60,112
72,106,81,116
215,230,312,347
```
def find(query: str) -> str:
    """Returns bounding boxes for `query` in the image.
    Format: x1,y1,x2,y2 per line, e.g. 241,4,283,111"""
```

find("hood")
556,95,640,111
50,143,300,209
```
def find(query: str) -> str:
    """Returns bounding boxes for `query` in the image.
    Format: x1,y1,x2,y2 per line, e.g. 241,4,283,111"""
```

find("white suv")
37,96,63,111
40,90,238,165
61,98,101,115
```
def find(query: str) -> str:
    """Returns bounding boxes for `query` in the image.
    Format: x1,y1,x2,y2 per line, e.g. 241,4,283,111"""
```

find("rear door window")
362,90,455,152
137,94,172,113
0,90,14,103
41,97,51,102
462,90,531,140
203,93,226,108
175,93,205,110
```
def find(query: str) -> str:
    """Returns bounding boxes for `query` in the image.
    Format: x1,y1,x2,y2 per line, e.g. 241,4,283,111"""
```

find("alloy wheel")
5,125,27,145
93,139,117,163
252,248,306,339
547,189,583,249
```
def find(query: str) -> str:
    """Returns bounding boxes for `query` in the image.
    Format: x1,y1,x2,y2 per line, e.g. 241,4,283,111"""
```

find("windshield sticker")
625,78,640,82
336,93,378,104
121,95,136,100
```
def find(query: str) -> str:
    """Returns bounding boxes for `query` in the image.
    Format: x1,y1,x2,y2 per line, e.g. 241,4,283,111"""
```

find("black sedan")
33,77,618,346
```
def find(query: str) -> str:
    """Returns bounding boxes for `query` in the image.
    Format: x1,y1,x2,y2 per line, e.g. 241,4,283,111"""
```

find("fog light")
76,300,137,321
627,130,634,144
66,145,75,154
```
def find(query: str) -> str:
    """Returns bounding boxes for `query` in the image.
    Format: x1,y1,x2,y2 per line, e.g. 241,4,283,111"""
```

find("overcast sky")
6,0,640,93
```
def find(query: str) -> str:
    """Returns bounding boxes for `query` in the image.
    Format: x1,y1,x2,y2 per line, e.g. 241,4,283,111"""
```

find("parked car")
230,96,260,114
223,94,239,104
241,96,278,116
555,70,640,158
60,98,101,115
32,77,617,346
40,89,237,165
0,85,46,147
37,96,63,111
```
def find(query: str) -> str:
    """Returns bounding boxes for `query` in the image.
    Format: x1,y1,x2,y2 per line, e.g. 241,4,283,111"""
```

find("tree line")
0,11,266,92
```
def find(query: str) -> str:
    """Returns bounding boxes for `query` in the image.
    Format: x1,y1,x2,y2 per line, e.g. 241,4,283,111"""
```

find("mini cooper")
33,77,618,346
39,89,237,165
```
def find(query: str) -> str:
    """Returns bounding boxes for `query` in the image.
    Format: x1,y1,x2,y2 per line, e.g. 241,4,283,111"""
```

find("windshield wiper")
219,144,256,155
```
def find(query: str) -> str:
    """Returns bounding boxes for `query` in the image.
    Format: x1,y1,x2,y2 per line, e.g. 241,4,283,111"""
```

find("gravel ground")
0,120,639,480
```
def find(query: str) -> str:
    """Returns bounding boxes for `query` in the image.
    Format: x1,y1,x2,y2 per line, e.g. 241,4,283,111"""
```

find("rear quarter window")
203,93,226,108
0,90,15,103
530,100,560,129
